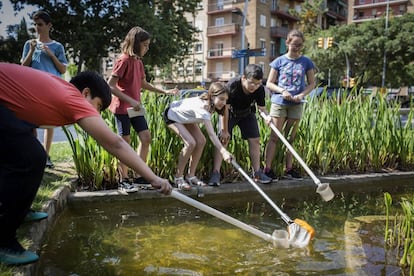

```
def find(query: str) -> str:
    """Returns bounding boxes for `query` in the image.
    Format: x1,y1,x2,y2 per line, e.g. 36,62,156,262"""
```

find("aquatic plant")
384,192,414,275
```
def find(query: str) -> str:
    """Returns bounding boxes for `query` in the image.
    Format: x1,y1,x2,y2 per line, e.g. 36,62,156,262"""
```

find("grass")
0,142,75,275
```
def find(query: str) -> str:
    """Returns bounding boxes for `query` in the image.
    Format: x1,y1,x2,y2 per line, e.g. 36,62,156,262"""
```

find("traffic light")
349,78,355,87
327,37,333,48
317,37,324,48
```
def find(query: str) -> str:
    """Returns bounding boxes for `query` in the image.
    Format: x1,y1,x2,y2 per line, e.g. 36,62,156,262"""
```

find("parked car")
179,87,208,99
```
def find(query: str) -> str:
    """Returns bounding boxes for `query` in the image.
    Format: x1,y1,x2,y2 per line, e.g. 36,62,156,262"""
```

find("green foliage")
63,89,414,189
307,13,414,88
6,0,201,72
384,193,414,274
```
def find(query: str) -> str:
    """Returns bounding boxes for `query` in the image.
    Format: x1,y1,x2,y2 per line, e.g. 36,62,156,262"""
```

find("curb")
17,171,414,275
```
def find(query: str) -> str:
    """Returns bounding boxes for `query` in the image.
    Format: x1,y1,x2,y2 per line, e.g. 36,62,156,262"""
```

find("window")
270,18,276,27
270,42,276,57
216,42,224,56
260,39,266,50
195,43,202,53
272,0,278,10
217,0,224,10
216,17,224,26
260,15,266,27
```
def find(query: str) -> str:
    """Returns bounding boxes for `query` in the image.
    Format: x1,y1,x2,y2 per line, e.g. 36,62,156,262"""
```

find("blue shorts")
228,112,259,139
114,114,149,136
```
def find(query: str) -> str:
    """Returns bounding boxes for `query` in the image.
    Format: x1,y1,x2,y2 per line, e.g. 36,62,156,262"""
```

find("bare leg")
283,119,299,170
264,117,286,169
167,123,197,177
120,135,131,179
248,137,261,172
43,128,54,155
185,125,206,177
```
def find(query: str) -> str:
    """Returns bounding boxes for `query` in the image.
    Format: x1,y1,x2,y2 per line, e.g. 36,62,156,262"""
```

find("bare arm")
204,119,232,162
141,79,179,95
218,104,230,144
77,116,172,194
43,45,66,74
293,68,316,101
107,75,141,109
21,40,36,66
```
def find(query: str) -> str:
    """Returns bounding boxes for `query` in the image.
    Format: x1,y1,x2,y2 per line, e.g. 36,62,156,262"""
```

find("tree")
307,13,414,88
0,18,31,64
8,0,200,73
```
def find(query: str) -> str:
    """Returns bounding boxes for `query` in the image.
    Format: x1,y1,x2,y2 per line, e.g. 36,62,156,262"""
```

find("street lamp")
232,0,248,75
381,0,390,89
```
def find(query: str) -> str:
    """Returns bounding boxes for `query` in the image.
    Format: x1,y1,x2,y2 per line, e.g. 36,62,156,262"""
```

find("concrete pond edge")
16,171,414,275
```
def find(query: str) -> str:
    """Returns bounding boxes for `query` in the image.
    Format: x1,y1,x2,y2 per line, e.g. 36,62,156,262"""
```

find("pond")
36,178,413,275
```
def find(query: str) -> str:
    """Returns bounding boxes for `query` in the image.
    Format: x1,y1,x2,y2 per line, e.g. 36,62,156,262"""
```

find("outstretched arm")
204,119,233,162
77,116,172,194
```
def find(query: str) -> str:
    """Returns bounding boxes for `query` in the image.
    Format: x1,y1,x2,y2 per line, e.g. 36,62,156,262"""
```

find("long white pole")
170,190,274,242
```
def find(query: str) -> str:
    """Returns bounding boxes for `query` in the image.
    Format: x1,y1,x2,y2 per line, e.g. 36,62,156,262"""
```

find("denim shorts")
114,114,148,136
269,103,303,119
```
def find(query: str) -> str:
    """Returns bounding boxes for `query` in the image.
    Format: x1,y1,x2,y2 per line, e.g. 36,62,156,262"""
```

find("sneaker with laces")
285,169,302,179
0,240,39,265
45,156,54,168
264,169,278,180
118,179,138,193
208,171,221,186
254,170,272,184
131,177,153,189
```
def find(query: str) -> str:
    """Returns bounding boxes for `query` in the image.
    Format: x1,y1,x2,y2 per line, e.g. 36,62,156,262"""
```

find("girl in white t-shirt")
164,82,233,190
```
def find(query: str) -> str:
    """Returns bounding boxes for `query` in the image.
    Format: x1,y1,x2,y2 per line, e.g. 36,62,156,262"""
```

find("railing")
207,71,238,80
207,23,239,36
270,26,289,38
207,47,235,58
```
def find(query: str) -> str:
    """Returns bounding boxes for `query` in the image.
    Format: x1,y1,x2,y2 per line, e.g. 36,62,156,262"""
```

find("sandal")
186,176,207,187
175,177,192,191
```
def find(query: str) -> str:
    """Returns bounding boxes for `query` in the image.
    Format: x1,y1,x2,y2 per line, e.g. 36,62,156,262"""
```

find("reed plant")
384,192,414,275
64,87,413,189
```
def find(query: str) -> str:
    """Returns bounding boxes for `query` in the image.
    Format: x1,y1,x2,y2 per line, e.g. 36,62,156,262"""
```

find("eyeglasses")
289,43,303,48
246,79,262,87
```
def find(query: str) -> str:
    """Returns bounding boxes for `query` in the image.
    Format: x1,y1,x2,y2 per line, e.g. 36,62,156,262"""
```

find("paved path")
36,125,76,143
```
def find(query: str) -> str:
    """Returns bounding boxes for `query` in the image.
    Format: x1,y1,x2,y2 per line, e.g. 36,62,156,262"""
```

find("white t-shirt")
167,96,211,124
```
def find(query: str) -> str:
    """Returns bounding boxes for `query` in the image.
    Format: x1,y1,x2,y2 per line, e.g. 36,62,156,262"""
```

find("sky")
0,0,36,37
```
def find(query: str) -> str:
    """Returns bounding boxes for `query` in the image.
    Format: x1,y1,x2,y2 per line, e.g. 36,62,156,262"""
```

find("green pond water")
37,178,413,275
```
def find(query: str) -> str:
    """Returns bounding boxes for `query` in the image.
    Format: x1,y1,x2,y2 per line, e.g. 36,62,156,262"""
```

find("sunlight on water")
37,179,413,275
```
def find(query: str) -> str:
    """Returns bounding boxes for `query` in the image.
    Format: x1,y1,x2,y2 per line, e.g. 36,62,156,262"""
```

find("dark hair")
70,72,112,111
121,26,151,57
32,10,52,24
200,82,229,115
243,64,263,80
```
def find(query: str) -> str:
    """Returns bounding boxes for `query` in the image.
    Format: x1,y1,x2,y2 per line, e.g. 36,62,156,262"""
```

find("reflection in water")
37,180,413,275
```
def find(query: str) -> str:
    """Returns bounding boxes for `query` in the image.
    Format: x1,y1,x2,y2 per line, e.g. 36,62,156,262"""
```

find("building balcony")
207,71,237,81
207,23,240,37
207,47,234,59
270,8,299,21
353,0,408,8
270,26,289,38
207,0,238,14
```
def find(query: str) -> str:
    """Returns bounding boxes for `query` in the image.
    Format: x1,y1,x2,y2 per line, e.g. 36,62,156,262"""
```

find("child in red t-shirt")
0,63,172,266
107,26,178,192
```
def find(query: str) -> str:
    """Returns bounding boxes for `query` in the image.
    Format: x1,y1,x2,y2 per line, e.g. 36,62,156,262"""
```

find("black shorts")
114,113,148,136
163,106,175,125
228,112,259,139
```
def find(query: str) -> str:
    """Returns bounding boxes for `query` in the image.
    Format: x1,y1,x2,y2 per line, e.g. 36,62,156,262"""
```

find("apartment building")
349,0,413,23
167,0,347,85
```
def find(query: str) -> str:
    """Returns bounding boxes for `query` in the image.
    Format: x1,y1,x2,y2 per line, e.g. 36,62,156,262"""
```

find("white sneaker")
118,181,138,193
